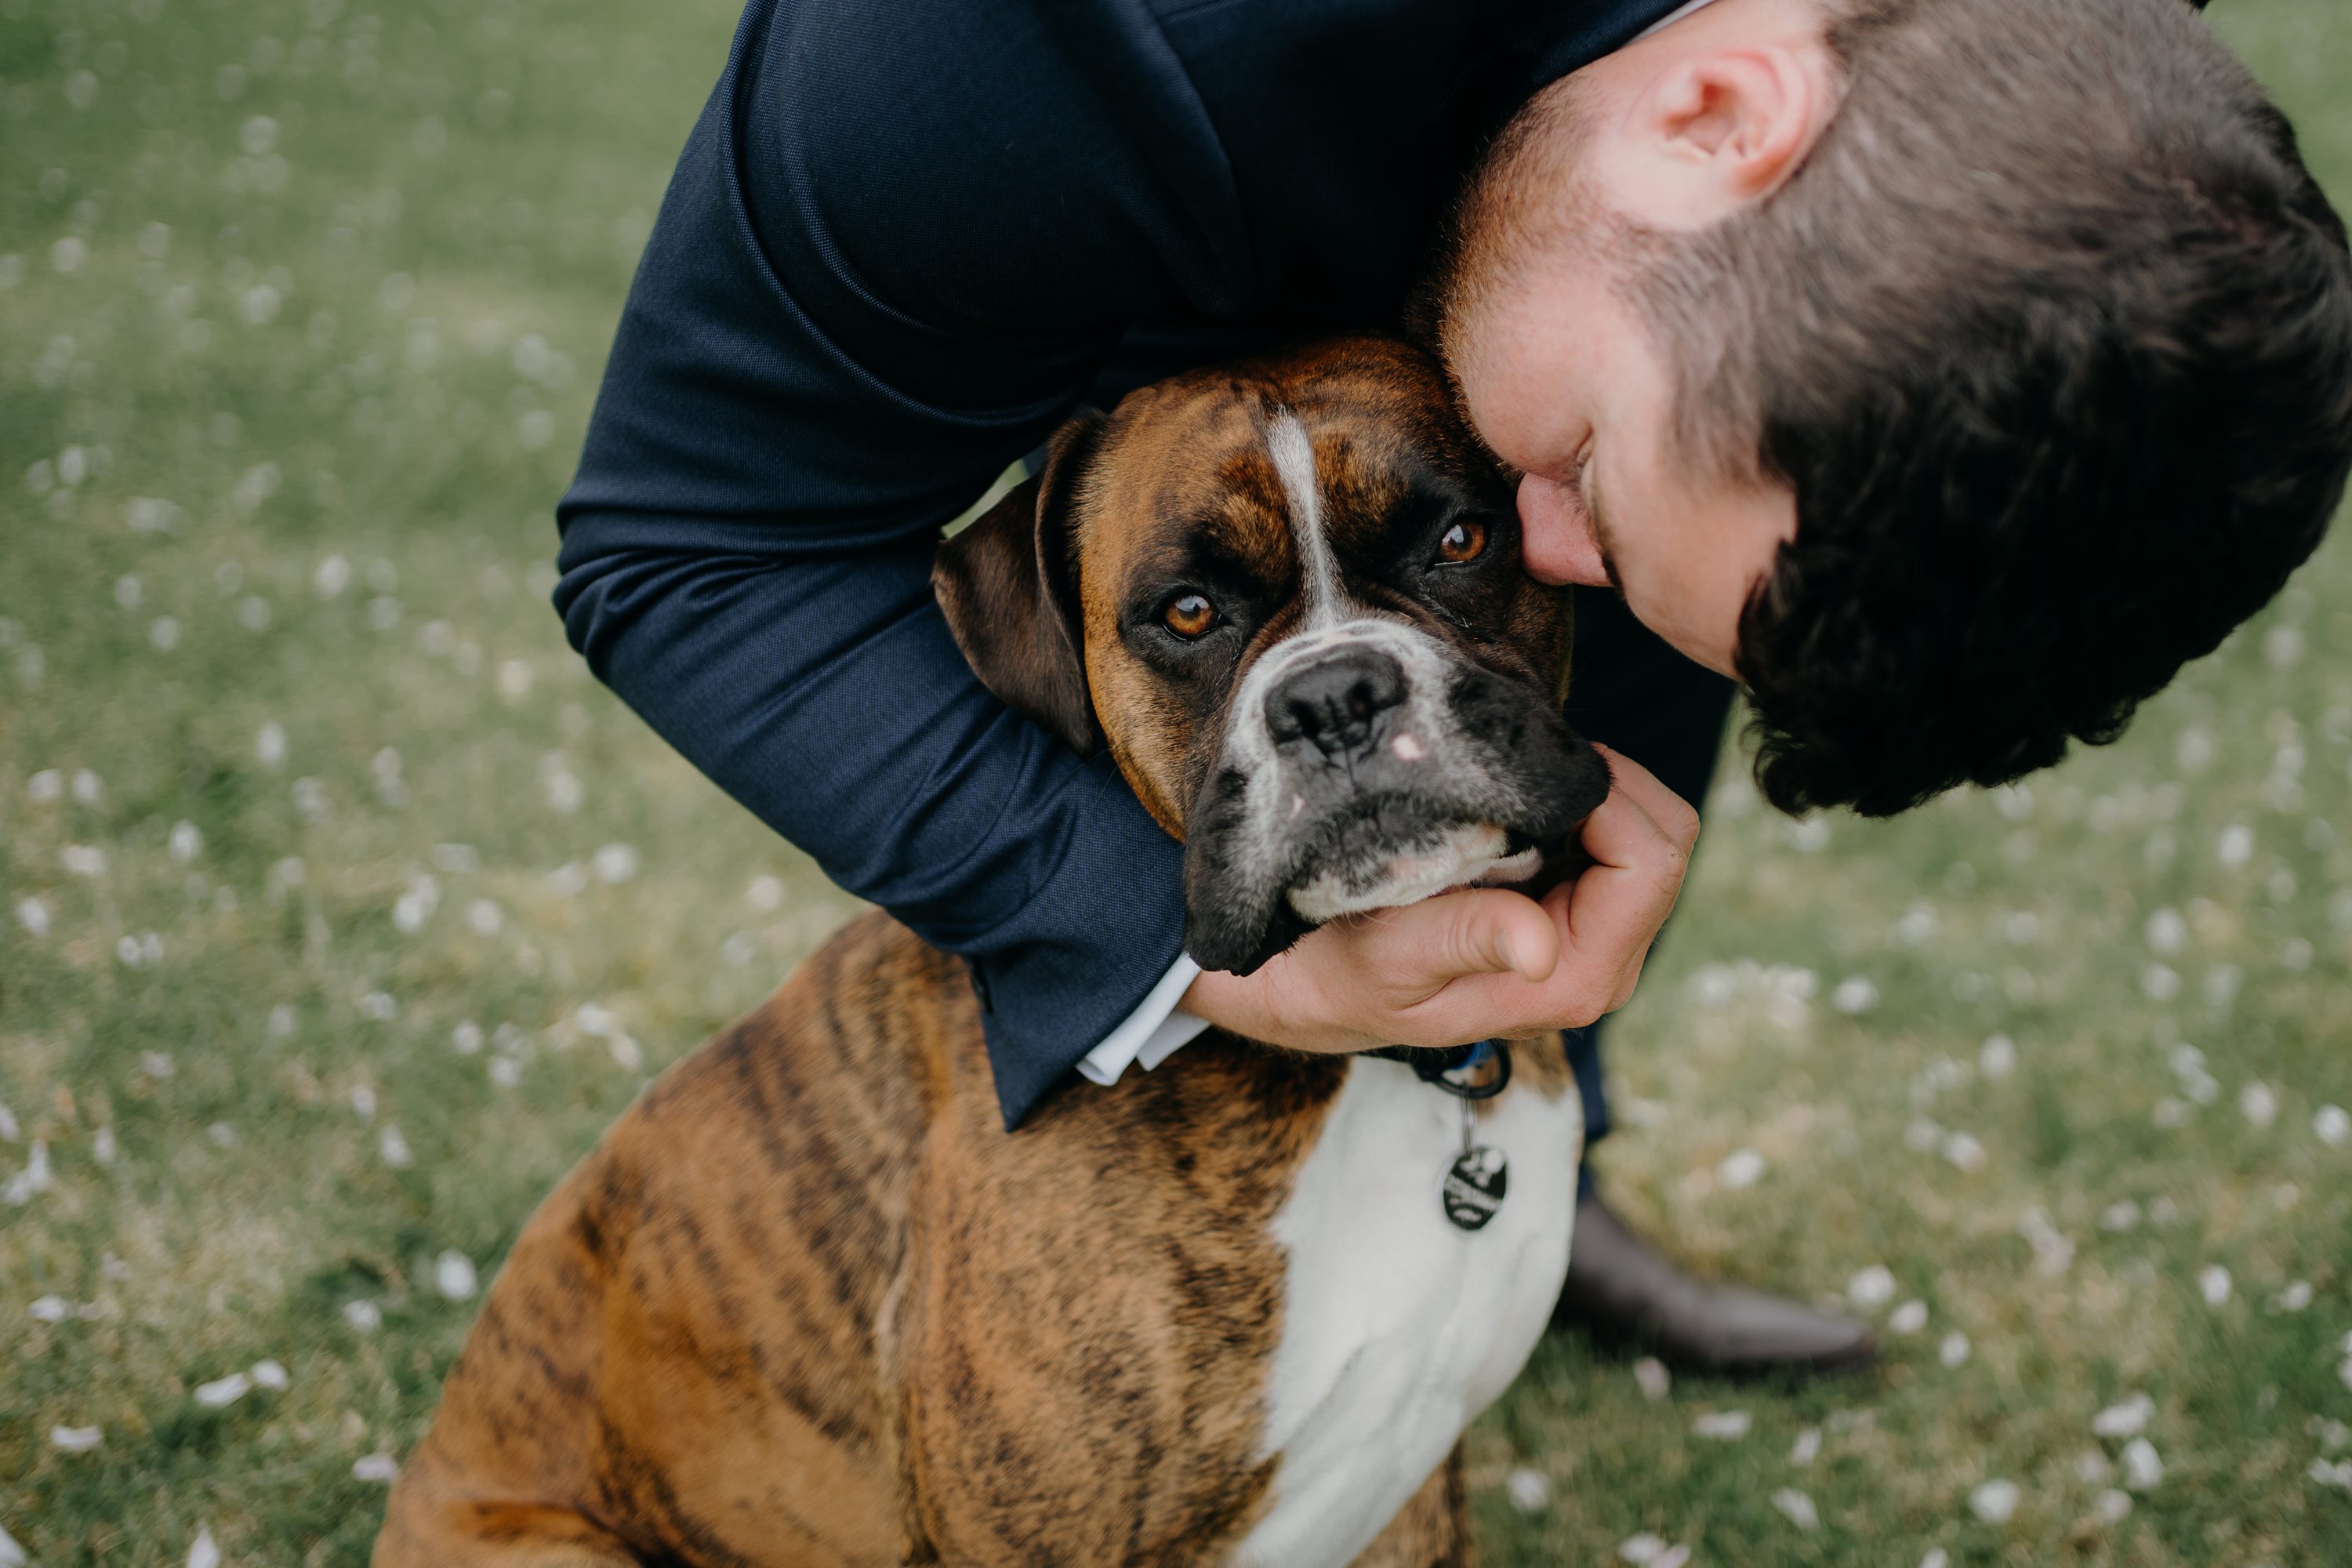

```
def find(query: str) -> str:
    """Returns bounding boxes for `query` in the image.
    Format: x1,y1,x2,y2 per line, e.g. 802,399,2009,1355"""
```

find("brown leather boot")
1552,1192,1878,1375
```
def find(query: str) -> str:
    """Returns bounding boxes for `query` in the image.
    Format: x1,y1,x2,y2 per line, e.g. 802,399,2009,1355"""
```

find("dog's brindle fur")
376,337,1586,1566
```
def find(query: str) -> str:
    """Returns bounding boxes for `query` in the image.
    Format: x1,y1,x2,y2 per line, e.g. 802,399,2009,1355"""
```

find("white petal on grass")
1848,1265,1897,1310
1942,1132,1987,1174
187,1527,220,1568
2122,1438,2164,1491
194,1371,251,1407
1831,976,1878,1014
2311,1458,2352,1490
0,1102,13,1142
435,1250,478,1301
1968,1478,2020,1524
2096,1489,2134,1523
593,843,641,884
2092,1393,2154,1439
2199,1264,2233,1308
1633,1356,1671,1402
1889,1299,1929,1334
2316,1105,2351,1148
2241,1081,2279,1129
250,1358,289,1390
1692,1409,1751,1439
5,1141,54,1205
2218,823,2254,869
378,1123,413,1168
354,1451,400,1483
256,720,287,770
1716,1147,1765,1189
343,1298,383,1333
0,1520,26,1566
1920,1552,1949,1568
2273,1281,2314,1314
1978,1034,2016,1079
31,1294,69,1323
1618,1534,1667,1565
169,820,203,862
2100,1200,2143,1232
16,898,48,937
746,874,785,912
1789,1425,1823,1465
50,1424,102,1452
1769,1488,1820,1530
1504,1467,1550,1513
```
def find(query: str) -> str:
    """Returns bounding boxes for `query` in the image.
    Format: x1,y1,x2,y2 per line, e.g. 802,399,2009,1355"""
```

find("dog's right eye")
1163,593,1218,639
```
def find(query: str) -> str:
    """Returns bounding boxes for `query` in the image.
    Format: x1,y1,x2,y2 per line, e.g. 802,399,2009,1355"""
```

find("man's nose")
1265,648,1407,759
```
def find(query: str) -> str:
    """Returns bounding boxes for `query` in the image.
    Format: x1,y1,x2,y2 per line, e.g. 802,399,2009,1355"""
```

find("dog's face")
936,336,1611,975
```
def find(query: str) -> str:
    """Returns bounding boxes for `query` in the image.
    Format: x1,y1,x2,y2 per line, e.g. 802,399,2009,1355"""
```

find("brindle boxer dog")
376,334,1613,1568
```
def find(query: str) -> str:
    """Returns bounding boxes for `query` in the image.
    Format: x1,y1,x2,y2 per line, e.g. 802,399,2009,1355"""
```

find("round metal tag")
1440,1146,1509,1232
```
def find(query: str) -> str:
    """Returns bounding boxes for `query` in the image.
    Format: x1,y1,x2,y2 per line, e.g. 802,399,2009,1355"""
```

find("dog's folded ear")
934,412,1108,760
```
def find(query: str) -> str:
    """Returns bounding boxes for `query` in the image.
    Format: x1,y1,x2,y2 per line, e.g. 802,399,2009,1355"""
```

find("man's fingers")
1588,744,1701,857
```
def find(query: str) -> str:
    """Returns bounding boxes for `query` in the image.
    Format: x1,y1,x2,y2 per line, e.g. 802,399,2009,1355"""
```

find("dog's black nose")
1266,648,1408,759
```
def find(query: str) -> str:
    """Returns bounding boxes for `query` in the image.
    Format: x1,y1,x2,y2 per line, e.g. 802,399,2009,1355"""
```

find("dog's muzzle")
1180,620,1610,975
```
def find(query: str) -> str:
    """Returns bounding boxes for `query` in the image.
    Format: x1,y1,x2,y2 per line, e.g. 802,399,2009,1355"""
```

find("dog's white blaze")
1266,411,1344,630
1228,1061,1584,1568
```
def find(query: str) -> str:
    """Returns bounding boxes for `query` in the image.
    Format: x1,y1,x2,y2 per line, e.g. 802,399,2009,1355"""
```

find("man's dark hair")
1634,0,2352,816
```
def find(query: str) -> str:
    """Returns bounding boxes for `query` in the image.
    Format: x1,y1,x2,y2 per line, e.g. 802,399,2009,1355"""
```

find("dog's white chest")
1229,1057,1584,1568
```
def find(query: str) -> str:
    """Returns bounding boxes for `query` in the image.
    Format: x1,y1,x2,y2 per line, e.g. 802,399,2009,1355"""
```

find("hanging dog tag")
1441,1094,1508,1232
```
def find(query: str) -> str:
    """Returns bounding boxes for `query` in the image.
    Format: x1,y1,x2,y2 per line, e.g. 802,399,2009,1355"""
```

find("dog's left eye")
1436,518,1490,565
1163,593,1218,639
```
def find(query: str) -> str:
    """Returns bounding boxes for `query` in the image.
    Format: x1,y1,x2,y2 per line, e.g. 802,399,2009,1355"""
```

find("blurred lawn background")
4,0,2351,1563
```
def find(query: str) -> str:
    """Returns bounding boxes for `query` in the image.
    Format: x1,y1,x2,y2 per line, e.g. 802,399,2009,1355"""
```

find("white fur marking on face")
1285,820,1515,923
1267,412,1342,629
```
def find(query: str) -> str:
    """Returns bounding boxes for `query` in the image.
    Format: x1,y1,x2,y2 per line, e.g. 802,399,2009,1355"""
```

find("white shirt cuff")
1076,954,1210,1087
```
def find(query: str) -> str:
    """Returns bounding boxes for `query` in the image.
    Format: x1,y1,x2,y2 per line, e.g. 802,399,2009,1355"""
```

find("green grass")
3,0,2350,1562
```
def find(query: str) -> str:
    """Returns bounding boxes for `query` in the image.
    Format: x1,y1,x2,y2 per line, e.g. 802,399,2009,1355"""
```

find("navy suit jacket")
557,0,1688,1130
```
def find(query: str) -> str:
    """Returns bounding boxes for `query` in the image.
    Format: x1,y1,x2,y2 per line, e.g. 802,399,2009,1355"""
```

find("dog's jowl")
376,336,1610,1568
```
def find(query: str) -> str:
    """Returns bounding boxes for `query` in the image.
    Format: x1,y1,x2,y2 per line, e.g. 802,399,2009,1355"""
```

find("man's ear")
1602,41,1835,229
933,413,1109,759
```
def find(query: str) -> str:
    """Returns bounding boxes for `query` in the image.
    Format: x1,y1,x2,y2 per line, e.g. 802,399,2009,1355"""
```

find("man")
556,0,2352,1374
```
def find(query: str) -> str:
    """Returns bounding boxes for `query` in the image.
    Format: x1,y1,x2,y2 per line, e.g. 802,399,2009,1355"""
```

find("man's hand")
1181,746,1700,1052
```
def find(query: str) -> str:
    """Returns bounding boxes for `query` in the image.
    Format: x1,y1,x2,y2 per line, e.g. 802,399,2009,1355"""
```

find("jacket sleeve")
554,0,1240,1128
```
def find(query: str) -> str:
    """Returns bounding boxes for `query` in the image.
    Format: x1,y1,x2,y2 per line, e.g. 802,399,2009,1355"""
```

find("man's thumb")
1430,890,1559,983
